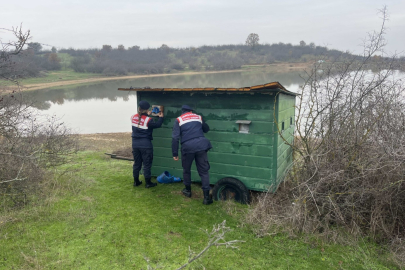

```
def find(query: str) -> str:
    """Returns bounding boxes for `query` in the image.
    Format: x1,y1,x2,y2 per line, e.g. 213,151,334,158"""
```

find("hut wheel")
212,177,250,204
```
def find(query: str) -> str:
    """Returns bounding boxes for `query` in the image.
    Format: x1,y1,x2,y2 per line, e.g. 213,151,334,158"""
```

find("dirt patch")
112,147,133,158
165,230,182,242
79,132,131,152
171,189,204,199
167,231,182,237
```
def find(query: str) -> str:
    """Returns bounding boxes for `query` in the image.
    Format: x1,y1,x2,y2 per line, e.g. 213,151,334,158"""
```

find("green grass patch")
0,69,103,87
0,151,398,269
21,69,103,85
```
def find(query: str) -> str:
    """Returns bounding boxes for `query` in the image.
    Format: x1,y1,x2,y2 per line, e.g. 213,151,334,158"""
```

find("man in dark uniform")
131,101,164,188
172,105,213,205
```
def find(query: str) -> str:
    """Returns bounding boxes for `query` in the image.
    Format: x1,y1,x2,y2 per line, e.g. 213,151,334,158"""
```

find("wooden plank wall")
275,94,295,187
139,91,277,191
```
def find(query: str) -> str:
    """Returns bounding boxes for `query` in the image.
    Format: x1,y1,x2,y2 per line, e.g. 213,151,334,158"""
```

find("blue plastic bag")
157,171,181,184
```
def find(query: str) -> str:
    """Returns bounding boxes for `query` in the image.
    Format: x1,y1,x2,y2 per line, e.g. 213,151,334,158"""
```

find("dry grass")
79,132,131,152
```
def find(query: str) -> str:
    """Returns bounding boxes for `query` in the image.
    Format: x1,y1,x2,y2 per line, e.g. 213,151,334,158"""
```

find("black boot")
133,177,142,187
182,185,191,198
145,178,157,188
203,190,213,205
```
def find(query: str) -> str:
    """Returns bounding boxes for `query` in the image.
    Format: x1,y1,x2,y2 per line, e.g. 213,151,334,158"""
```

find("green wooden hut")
119,82,297,203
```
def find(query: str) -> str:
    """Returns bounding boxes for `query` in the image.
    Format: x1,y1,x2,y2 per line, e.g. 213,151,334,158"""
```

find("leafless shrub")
391,238,405,266
176,220,244,270
247,6,405,265
0,25,29,82
0,26,79,209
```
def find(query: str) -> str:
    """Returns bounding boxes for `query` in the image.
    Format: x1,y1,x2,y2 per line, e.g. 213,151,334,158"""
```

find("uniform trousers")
132,148,153,179
181,150,210,191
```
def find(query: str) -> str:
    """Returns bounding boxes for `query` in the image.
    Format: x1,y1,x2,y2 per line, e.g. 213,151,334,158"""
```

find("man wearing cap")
131,100,164,188
172,105,213,205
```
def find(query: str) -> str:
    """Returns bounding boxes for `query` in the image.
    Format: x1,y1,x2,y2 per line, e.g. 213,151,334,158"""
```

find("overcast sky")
1,0,404,54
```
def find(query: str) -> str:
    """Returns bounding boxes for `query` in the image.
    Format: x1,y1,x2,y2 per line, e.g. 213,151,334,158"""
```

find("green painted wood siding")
138,91,279,191
275,94,295,187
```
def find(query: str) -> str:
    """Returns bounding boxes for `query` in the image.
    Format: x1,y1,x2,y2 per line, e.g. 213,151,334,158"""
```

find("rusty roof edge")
248,82,299,96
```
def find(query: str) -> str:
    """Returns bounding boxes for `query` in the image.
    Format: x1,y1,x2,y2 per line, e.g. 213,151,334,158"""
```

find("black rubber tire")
212,177,250,204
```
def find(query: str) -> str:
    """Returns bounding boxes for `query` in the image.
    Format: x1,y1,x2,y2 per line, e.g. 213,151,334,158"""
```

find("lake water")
27,70,304,134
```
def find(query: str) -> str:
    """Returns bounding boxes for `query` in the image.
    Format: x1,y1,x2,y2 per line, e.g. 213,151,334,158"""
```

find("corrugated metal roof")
118,81,298,96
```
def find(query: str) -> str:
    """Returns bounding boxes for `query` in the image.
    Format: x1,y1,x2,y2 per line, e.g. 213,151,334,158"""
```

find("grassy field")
0,135,399,269
0,69,104,88
17,69,103,85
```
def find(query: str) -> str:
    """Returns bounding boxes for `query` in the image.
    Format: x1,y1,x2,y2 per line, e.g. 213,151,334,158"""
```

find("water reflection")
27,70,304,134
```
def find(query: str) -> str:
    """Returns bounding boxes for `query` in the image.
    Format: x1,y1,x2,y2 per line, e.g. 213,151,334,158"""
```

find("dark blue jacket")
131,113,163,148
172,112,211,156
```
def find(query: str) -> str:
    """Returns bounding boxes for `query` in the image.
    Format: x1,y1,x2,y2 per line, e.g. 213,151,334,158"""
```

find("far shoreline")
4,62,312,92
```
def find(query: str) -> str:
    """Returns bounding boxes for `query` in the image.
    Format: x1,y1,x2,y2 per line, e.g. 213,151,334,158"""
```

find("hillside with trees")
2,33,365,79
0,42,62,80
56,41,355,76
3,32,403,82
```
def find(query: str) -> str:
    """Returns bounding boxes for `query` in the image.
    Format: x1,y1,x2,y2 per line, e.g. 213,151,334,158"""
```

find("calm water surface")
27,71,303,134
